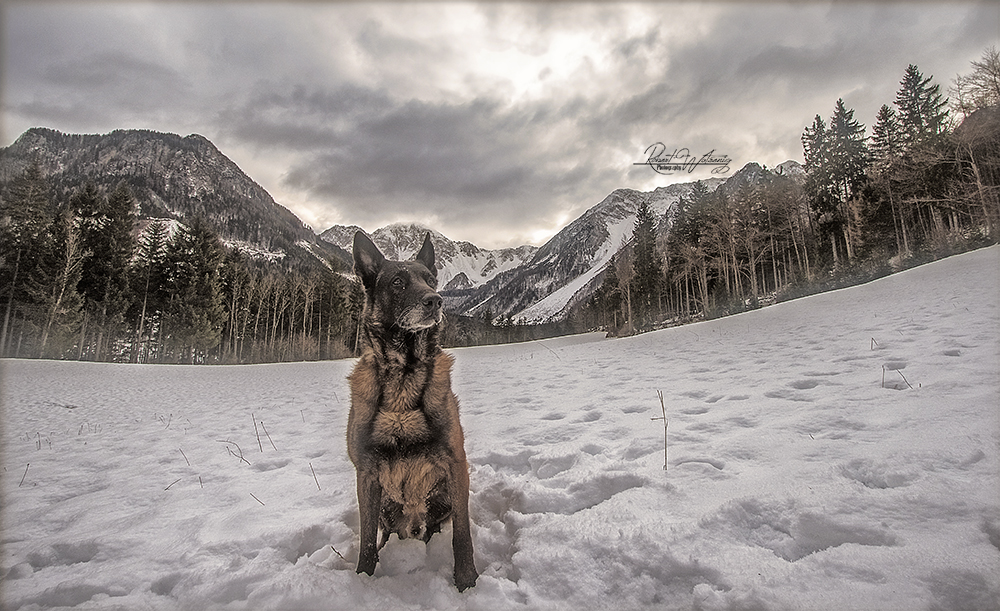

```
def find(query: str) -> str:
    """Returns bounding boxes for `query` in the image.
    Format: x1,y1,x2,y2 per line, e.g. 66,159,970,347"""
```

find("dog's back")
347,231,478,591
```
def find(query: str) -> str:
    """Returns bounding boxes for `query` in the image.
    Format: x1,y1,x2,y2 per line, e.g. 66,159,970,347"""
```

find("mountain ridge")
0,127,348,269
2,126,804,323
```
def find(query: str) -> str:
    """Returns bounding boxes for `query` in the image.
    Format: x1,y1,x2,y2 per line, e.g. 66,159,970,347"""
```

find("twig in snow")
897,369,914,389
253,415,263,452
259,420,277,451
871,337,878,350
165,478,182,490
530,337,562,360
651,390,668,471
330,545,347,562
179,448,190,466
250,492,265,506
310,462,321,490
18,464,29,487
199,476,204,489
216,440,251,466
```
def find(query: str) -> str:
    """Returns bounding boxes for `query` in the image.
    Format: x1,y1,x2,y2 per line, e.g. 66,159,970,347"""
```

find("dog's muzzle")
401,292,443,330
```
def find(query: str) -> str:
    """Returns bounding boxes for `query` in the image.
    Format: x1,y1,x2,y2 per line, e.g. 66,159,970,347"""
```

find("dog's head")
353,231,443,331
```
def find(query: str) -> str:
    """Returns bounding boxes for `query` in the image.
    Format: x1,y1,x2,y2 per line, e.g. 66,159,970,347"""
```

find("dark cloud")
268,90,618,231
3,1,997,247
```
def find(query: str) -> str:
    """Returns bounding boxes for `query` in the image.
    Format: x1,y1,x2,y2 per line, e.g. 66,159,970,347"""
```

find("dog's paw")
455,567,478,592
356,554,378,576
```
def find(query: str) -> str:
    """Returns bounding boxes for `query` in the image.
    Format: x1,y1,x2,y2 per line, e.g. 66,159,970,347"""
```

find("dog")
347,230,478,591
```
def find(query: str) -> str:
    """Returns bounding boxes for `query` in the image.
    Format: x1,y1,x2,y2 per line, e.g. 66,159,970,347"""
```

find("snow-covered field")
2,246,998,611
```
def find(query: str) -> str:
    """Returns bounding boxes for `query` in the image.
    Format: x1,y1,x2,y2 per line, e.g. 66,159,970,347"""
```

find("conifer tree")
592,254,621,330
802,101,869,263
631,201,663,328
74,182,136,360
163,216,226,363
0,162,52,355
131,219,171,362
871,105,903,170
895,64,949,150
828,99,870,203
802,114,837,222
29,208,88,358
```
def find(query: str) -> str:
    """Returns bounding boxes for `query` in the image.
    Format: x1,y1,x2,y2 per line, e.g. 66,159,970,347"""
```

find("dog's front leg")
356,470,382,576
449,461,478,591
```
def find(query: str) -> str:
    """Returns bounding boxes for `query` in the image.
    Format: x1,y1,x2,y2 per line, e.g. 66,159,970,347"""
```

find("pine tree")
163,216,226,363
131,219,171,362
74,182,136,360
802,114,837,224
802,101,869,264
895,64,949,149
28,209,88,358
871,104,903,170
0,162,52,355
592,254,621,330
828,99,870,202
631,201,663,328
867,104,910,257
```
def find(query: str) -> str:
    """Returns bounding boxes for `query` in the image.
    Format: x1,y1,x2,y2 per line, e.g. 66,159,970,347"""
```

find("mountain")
448,161,804,323
0,127,348,269
319,222,538,291
321,161,804,325
448,180,727,323
1,126,806,326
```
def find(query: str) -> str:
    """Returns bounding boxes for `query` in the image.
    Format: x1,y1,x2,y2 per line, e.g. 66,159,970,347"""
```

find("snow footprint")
518,472,648,515
700,497,897,562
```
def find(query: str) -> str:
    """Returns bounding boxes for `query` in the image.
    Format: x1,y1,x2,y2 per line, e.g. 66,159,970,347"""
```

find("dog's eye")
392,277,406,289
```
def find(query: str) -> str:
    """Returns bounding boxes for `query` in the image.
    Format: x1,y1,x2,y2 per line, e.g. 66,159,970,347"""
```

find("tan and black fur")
347,231,478,591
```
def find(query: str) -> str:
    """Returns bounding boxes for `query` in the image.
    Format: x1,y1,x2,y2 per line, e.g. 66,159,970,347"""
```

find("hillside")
0,128,347,268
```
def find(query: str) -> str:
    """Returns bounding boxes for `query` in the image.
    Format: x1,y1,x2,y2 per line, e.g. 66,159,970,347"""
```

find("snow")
2,246,999,611
514,216,634,323
321,223,536,291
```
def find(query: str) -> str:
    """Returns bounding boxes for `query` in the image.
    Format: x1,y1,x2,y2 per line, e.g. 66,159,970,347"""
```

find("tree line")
0,171,362,363
583,48,999,334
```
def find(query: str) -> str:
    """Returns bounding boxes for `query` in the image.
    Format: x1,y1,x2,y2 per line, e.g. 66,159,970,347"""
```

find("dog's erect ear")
415,232,436,278
353,231,385,291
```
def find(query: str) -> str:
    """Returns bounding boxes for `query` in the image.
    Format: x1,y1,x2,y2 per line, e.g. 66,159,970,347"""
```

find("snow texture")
2,246,999,611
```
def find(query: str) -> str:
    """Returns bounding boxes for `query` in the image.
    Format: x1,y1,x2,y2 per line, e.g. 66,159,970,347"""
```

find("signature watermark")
634,143,732,176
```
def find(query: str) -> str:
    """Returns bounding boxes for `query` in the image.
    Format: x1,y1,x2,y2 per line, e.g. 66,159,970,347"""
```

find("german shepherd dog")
347,231,478,591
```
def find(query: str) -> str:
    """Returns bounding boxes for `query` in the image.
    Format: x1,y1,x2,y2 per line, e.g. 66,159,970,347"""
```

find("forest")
1,49,997,362
582,50,1000,335
0,174,362,363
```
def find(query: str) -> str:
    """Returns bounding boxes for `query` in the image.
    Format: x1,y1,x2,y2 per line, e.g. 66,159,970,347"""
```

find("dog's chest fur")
371,363,432,447
350,350,455,451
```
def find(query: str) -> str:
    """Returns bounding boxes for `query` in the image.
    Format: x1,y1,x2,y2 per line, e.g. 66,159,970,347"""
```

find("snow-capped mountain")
319,222,538,291
322,161,803,324
451,180,727,323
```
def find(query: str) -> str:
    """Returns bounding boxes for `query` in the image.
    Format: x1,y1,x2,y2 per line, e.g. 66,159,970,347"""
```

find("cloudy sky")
2,1,996,248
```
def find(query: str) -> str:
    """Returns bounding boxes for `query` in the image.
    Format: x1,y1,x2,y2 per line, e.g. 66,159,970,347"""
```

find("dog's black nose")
423,293,442,310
